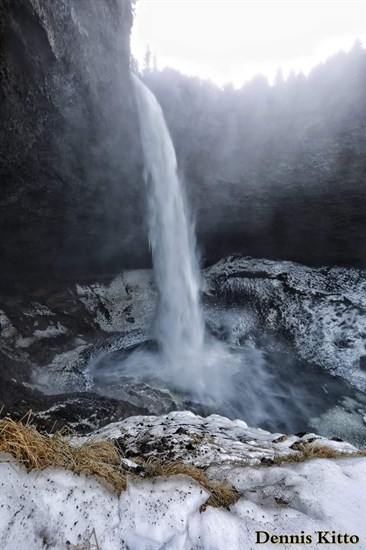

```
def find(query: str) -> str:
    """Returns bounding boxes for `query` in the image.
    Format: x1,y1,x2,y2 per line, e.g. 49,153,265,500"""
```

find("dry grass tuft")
0,417,126,493
274,443,366,465
0,417,239,510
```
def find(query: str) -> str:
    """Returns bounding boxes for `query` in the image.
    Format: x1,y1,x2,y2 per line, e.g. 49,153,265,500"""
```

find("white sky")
131,0,366,86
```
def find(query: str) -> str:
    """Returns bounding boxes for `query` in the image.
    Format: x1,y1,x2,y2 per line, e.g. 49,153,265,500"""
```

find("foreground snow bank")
0,412,365,549
0,455,365,549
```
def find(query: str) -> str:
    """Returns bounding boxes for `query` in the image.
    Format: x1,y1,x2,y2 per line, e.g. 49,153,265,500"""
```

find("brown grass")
0,417,127,492
0,417,239,510
274,442,366,465
143,460,240,510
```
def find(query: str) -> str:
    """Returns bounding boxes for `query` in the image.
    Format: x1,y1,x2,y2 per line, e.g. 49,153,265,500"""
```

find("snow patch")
76,270,156,333
0,454,364,550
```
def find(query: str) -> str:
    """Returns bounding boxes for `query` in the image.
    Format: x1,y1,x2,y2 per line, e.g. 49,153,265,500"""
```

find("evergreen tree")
143,44,152,76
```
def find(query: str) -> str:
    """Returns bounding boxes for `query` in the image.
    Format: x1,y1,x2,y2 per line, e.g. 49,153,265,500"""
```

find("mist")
141,42,366,268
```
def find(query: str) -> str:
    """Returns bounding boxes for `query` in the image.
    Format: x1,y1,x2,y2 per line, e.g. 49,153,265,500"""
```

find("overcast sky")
131,0,366,86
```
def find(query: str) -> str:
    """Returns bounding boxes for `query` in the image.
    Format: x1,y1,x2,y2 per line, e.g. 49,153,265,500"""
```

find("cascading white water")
99,75,239,403
133,76,206,372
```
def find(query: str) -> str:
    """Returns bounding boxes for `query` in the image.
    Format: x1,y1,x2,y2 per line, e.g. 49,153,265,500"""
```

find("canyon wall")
0,0,147,285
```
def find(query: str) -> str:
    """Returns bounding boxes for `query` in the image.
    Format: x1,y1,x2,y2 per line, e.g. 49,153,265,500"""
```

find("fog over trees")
135,42,366,267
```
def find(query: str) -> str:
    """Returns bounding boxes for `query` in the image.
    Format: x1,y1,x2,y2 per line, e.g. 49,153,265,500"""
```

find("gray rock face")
194,130,366,268
0,268,178,431
205,256,366,391
0,0,147,283
0,269,155,382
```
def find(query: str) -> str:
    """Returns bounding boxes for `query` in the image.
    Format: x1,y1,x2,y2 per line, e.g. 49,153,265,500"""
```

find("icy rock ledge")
0,411,364,550
85,410,359,467
205,256,366,391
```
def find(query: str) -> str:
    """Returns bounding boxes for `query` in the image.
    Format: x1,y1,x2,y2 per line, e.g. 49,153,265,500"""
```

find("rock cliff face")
195,130,366,268
0,0,147,284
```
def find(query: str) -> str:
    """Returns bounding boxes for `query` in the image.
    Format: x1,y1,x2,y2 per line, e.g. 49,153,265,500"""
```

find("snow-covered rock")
205,256,366,391
0,272,157,423
75,269,156,334
85,411,358,466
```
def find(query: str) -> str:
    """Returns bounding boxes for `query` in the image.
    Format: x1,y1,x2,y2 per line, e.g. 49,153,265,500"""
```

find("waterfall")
108,75,238,404
133,76,206,374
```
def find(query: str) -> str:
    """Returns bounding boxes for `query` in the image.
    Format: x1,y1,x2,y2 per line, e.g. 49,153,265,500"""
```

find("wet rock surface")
0,0,146,283
1,383,150,435
0,272,157,431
